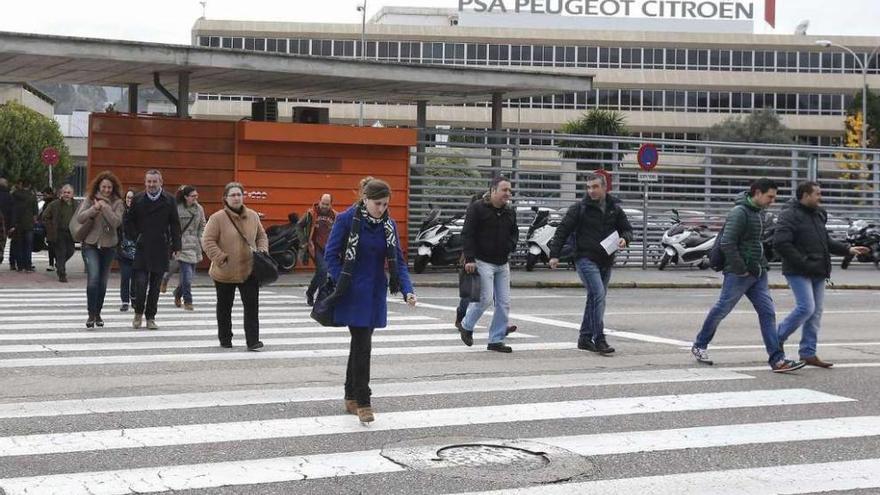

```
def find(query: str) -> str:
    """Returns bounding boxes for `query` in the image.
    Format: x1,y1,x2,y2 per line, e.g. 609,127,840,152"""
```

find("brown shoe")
356,406,375,423
344,399,358,415
803,356,833,368
160,280,168,294
184,303,194,311
174,296,182,308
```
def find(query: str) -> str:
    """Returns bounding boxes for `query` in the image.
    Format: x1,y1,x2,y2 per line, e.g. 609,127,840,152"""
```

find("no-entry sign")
41,147,59,167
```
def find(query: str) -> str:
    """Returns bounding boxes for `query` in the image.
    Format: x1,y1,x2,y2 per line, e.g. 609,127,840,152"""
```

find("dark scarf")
225,203,245,216
334,201,400,298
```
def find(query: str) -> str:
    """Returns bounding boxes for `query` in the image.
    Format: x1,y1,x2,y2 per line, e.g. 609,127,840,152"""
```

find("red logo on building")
765,0,776,27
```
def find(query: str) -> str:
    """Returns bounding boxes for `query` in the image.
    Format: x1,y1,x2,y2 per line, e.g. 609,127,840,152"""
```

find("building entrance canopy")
0,31,592,105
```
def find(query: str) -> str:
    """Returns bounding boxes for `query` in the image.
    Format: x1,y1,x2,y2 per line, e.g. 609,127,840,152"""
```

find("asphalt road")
0,284,879,494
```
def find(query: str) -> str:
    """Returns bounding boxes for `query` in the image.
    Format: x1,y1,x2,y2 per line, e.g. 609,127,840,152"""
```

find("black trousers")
345,327,375,407
215,275,260,347
47,240,56,267
133,270,163,319
53,233,75,277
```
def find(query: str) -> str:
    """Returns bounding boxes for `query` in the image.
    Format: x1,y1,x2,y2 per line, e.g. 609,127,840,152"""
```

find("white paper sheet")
601,231,621,255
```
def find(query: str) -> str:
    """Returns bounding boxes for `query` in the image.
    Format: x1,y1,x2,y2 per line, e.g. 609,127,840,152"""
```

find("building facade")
191,7,880,145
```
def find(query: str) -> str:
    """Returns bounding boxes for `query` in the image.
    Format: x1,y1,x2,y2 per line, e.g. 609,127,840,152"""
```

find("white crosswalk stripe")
0,287,878,494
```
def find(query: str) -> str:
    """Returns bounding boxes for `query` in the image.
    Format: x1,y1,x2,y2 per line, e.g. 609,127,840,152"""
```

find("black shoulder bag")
310,212,364,327
224,210,279,287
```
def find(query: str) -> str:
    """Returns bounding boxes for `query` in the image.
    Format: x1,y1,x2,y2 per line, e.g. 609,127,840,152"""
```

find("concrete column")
416,101,427,166
177,72,190,118
127,83,139,114
491,92,503,173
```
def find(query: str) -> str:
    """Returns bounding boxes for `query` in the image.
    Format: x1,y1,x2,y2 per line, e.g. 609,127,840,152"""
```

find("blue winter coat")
324,206,414,329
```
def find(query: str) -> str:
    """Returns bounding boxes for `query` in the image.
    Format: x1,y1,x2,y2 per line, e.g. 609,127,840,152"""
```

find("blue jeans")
14,230,33,269
462,260,511,344
173,262,196,304
307,247,328,297
778,275,825,359
575,257,612,344
119,257,134,304
695,272,783,366
82,245,115,316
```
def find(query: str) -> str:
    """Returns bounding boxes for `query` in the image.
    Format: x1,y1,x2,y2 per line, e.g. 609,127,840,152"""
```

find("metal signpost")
637,143,659,269
41,147,59,188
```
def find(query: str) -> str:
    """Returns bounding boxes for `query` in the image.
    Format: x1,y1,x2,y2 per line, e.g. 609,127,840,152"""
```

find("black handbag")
458,268,481,301
310,276,343,327
225,210,279,287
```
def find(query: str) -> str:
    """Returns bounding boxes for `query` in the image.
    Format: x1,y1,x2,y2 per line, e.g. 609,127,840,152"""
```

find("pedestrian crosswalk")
1,287,879,494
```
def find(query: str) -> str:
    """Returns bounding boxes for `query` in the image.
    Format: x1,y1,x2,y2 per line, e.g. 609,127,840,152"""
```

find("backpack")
709,205,749,272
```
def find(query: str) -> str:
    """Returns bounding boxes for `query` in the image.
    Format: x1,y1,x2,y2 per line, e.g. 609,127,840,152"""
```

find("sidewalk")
2,253,878,290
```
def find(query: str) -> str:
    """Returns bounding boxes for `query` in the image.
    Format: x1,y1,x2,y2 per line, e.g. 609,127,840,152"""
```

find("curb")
183,282,880,290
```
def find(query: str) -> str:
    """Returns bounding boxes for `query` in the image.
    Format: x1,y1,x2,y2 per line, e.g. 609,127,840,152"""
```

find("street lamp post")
816,40,879,148
357,1,367,126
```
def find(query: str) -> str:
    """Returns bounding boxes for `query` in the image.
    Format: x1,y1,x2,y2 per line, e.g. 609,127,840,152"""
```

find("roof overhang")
0,31,593,104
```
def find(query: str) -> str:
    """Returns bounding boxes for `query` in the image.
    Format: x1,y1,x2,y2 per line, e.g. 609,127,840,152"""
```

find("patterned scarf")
335,201,400,297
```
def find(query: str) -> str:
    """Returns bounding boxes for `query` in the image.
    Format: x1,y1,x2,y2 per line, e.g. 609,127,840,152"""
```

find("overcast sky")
0,0,877,43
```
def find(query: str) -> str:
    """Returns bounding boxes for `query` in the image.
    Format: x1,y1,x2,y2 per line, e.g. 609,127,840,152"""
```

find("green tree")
423,154,483,202
0,101,73,188
557,109,629,173
702,108,794,173
704,107,793,145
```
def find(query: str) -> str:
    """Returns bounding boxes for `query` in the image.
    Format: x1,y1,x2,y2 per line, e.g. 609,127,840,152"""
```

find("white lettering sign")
458,0,756,21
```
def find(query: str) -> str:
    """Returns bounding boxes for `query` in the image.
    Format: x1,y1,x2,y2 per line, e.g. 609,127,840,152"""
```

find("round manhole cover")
377,436,596,486
434,444,549,471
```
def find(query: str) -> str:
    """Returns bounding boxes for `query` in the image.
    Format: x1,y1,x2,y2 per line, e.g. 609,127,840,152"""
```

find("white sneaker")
691,345,713,365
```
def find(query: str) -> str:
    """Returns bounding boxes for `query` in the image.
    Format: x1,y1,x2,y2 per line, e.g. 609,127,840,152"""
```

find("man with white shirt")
548,173,633,355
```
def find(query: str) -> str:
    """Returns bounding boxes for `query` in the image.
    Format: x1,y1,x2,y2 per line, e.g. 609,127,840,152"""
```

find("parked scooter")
525,206,573,271
841,219,880,269
412,208,464,274
658,209,716,270
266,213,301,273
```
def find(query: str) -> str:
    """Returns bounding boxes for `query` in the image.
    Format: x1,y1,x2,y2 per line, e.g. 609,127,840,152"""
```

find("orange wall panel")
87,114,415,271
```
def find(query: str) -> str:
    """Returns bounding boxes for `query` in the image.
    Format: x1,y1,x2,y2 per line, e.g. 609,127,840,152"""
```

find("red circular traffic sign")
41,147,60,167
637,143,659,171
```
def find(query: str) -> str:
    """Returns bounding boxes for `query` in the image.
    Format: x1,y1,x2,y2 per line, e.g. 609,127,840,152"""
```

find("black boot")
95,315,104,327
86,314,96,329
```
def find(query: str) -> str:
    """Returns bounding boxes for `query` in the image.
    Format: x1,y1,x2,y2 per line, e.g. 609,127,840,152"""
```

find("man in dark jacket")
0,178,13,267
691,178,805,373
9,180,38,272
457,176,518,353
125,170,181,330
41,184,77,282
548,172,632,354
774,182,866,368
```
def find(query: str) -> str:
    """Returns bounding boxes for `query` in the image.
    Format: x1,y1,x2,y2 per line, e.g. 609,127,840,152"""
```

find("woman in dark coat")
323,178,416,423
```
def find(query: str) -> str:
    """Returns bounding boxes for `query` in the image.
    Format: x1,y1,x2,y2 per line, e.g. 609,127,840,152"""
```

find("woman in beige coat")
74,171,125,328
202,182,269,350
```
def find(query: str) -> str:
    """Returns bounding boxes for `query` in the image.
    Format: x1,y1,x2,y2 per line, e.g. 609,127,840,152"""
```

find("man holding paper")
549,172,633,354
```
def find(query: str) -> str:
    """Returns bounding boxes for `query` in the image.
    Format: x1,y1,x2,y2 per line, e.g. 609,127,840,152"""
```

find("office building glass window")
445,42,465,63
621,47,642,69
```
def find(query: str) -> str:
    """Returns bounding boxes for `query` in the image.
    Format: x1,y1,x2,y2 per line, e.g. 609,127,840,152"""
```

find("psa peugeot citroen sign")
458,0,777,27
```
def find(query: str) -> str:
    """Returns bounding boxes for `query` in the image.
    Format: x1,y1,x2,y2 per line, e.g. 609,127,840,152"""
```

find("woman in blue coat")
324,178,416,423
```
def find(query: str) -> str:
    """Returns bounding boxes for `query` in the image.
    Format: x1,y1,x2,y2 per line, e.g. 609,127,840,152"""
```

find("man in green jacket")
41,184,77,282
691,178,805,373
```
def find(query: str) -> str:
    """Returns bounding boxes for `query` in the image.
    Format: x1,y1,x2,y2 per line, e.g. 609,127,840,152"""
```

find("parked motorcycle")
265,213,301,273
412,208,464,274
525,206,573,271
841,219,880,270
658,209,716,270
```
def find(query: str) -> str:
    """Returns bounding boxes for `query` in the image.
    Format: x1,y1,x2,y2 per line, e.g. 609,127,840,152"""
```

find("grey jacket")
176,203,206,264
